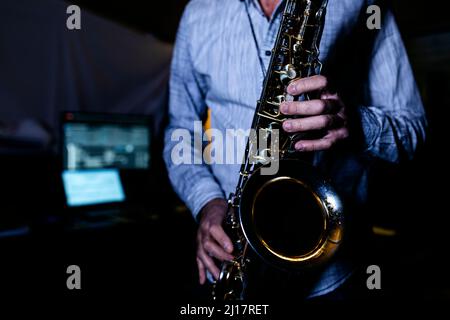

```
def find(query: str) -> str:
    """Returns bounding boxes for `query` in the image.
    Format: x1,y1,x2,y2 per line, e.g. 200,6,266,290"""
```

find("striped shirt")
164,0,426,297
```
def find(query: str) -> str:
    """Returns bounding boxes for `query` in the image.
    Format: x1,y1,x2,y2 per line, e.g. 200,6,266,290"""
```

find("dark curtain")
0,0,172,153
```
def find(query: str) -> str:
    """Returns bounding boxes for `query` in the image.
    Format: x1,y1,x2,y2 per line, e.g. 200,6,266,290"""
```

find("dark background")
0,0,449,308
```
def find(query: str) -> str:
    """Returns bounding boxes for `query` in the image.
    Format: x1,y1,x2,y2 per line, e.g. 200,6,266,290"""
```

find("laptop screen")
62,169,125,207
62,113,151,170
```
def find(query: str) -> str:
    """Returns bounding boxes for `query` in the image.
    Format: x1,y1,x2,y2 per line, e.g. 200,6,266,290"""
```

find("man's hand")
196,198,234,285
280,75,349,151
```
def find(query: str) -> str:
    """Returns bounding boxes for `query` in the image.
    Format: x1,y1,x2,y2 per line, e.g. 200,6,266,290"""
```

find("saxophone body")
213,0,344,301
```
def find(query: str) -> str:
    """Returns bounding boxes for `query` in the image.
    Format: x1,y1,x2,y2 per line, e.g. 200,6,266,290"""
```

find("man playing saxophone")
164,0,426,299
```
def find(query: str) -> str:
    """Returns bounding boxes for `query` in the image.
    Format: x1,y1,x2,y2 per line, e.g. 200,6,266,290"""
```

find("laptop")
60,112,153,226
62,168,125,208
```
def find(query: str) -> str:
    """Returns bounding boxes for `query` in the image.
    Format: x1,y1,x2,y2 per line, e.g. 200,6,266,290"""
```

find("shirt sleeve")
358,9,427,163
163,7,225,220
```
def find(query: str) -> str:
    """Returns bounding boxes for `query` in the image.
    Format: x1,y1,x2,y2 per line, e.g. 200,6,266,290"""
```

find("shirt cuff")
357,106,382,152
185,178,225,221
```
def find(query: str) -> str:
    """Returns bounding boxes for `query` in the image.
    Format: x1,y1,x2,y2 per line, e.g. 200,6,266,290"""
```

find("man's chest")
189,0,363,108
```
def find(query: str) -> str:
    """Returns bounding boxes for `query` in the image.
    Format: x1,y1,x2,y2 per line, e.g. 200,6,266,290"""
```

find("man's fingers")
198,249,220,280
321,92,339,100
294,128,349,152
287,75,328,96
209,225,234,254
203,239,234,261
295,138,333,152
197,257,206,285
280,99,337,116
329,127,350,141
283,114,338,132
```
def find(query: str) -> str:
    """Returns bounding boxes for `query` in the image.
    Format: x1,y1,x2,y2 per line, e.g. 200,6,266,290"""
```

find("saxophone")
212,0,344,301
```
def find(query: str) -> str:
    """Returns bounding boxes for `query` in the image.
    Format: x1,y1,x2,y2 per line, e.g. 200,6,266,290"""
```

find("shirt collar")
241,0,285,20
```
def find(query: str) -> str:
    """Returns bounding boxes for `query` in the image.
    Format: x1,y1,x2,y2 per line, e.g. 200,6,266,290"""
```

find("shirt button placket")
264,14,280,64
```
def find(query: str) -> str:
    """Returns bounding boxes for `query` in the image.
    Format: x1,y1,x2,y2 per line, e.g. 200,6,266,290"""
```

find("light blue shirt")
164,0,426,297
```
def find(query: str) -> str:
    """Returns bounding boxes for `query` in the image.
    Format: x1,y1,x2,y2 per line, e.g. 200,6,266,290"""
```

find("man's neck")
259,0,281,18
